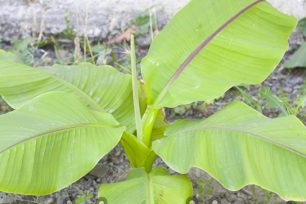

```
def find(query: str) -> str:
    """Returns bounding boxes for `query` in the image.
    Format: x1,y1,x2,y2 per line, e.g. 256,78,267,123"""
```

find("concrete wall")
0,0,305,41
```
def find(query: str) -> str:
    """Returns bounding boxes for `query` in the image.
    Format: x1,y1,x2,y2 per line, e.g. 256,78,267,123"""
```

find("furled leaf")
0,59,134,131
99,168,192,204
151,109,168,141
0,92,124,195
120,109,167,168
141,0,296,108
120,132,154,168
284,42,306,69
153,101,306,201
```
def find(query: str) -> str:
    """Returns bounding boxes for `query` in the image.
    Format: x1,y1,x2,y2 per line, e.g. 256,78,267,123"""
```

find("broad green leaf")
141,0,296,108
99,168,192,204
0,92,124,195
0,59,134,131
0,50,20,63
298,17,306,37
153,101,306,201
9,37,33,65
284,42,306,68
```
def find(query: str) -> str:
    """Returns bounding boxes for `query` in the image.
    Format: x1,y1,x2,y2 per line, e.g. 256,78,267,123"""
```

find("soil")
0,17,306,204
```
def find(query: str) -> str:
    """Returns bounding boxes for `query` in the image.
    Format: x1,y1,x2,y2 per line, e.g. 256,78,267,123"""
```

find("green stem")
146,173,154,204
130,35,143,140
144,151,157,172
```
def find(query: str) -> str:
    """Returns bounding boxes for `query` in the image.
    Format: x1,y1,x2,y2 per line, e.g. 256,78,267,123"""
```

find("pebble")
220,198,230,204
212,200,218,204
45,198,54,204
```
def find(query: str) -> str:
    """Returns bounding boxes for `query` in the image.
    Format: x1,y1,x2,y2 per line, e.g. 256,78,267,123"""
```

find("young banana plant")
0,0,304,203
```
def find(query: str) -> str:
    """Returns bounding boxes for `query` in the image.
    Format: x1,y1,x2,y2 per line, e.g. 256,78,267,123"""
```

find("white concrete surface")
269,0,306,19
0,0,305,41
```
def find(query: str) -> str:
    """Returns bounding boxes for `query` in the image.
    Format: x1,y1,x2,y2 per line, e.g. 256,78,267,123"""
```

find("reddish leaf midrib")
154,0,264,105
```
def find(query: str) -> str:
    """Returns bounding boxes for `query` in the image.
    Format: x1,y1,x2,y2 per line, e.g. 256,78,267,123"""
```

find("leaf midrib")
1,123,117,154
47,72,103,112
170,125,306,158
153,0,264,106
3,64,104,111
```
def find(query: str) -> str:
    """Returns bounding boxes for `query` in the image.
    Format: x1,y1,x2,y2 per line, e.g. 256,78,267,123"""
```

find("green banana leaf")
284,42,306,69
153,101,306,201
0,49,20,63
0,92,125,195
141,0,296,108
99,168,193,204
0,59,134,131
298,17,306,37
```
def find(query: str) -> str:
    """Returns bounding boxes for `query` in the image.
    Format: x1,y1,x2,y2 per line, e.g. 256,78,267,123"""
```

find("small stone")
212,200,218,204
220,198,230,204
229,194,237,202
189,200,196,204
233,199,244,204
135,36,151,48
45,198,54,204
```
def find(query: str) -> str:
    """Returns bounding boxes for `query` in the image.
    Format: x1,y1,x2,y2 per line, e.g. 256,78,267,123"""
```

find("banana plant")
0,0,304,203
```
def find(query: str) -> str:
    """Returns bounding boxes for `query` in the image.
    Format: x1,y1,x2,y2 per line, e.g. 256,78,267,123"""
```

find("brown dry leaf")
106,26,138,45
